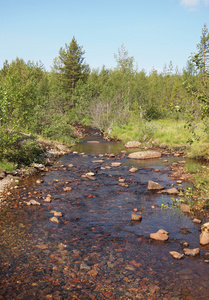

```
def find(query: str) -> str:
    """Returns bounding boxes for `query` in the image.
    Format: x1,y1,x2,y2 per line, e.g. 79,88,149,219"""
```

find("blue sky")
0,0,209,73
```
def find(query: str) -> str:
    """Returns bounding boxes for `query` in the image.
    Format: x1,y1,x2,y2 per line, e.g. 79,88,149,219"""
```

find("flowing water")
0,136,209,299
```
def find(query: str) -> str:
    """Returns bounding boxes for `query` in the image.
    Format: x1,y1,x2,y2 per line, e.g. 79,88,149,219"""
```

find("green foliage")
0,127,43,166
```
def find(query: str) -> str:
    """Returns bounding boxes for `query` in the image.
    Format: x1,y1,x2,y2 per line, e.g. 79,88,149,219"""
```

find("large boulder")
200,222,209,245
128,151,161,160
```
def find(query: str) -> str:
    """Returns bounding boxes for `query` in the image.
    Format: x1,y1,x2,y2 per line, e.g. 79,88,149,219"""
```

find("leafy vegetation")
0,25,209,170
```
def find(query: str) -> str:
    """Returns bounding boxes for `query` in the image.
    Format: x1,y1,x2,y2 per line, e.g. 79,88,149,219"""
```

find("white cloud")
181,0,209,8
181,0,199,8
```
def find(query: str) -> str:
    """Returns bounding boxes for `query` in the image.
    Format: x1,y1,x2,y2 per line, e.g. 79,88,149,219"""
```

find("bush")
0,127,43,166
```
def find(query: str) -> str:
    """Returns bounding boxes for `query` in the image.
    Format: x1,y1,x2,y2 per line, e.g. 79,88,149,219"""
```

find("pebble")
183,248,200,256
169,251,184,259
50,216,60,224
193,218,202,224
26,199,41,206
131,213,142,221
63,187,72,192
111,162,122,167
129,167,138,173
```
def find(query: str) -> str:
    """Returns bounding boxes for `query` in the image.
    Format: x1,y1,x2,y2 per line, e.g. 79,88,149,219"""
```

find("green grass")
111,118,209,158
0,160,17,172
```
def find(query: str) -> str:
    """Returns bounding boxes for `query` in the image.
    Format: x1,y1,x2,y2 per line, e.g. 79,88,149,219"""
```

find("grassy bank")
110,118,209,215
110,118,209,159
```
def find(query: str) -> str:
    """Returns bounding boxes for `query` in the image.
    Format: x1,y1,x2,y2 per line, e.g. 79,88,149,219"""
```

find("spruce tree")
57,37,90,95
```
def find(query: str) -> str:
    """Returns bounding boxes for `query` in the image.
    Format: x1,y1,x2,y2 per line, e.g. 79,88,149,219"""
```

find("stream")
0,136,209,299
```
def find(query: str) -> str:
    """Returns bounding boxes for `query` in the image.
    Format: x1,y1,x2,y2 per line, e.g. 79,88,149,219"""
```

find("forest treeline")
0,24,209,166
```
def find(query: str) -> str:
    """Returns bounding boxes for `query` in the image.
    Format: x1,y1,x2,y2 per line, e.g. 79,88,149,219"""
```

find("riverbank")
1,124,209,217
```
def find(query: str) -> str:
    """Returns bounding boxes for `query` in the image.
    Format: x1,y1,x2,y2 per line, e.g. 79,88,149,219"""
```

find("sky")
0,0,209,73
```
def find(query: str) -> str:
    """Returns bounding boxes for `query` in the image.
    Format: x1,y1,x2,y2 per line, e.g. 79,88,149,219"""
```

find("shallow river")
0,136,209,299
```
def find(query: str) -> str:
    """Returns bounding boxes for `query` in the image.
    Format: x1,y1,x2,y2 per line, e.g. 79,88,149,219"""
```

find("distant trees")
1,27,209,143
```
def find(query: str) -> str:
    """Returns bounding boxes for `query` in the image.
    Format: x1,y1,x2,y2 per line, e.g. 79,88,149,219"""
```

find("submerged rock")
128,151,161,160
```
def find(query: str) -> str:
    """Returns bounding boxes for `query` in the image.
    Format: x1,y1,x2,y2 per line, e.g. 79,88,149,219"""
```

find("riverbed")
0,136,208,299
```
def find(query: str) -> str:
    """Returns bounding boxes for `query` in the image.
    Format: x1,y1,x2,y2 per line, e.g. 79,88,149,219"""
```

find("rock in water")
200,223,209,245
50,216,59,223
150,229,169,241
148,180,164,190
169,251,184,259
200,232,209,246
201,222,209,233
111,162,122,167
128,151,161,160
131,213,142,221
129,167,138,173
183,248,199,256
181,204,191,213
160,188,179,195
26,199,41,206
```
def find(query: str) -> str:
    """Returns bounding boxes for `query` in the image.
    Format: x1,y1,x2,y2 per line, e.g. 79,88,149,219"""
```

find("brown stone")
124,141,141,148
63,187,72,192
131,213,142,221
87,141,100,144
111,162,122,167
193,218,202,224
150,229,169,241
160,188,179,195
169,251,184,259
199,231,209,246
50,216,60,224
183,248,199,256
129,167,138,173
181,204,191,213
128,151,161,160
148,180,164,190
201,222,209,233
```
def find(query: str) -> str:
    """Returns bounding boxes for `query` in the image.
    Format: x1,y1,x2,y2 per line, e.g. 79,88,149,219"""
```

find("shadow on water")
0,137,209,299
